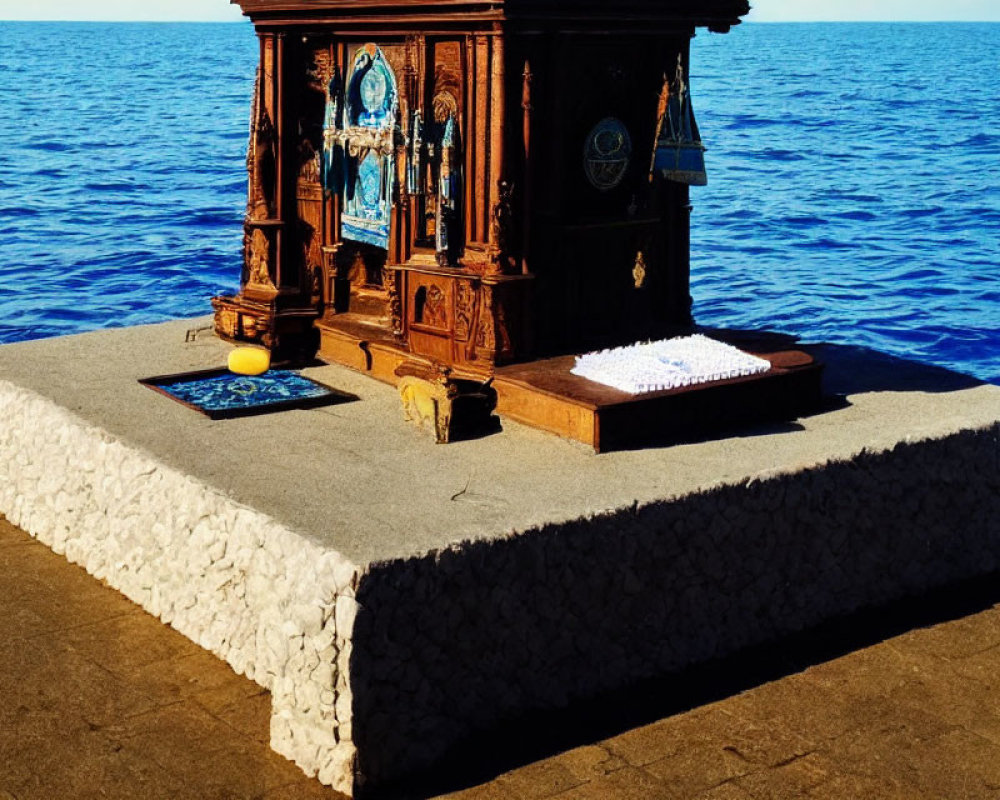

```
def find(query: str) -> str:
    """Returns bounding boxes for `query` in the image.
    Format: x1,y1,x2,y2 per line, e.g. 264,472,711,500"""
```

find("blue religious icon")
359,152,383,208
359,69,388,125
333,44,399,250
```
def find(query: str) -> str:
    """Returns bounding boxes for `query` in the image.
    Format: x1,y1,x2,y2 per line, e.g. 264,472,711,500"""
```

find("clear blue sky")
1,0,999,22
749,0,1000,21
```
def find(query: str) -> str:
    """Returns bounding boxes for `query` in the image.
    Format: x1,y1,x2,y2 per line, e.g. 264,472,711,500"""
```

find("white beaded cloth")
571,334,772,395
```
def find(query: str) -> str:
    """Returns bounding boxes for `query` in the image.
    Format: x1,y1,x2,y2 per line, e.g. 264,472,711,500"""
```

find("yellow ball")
227,347,271,376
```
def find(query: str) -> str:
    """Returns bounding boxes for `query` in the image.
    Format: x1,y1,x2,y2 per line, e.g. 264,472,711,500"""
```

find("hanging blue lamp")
652,54,708,186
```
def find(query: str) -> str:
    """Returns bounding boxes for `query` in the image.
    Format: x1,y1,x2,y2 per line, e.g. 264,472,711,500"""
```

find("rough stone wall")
351,423,1000,790
0,381,360,795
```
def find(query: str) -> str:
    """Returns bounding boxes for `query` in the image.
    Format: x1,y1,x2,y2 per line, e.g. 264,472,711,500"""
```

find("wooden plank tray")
494,348,823,452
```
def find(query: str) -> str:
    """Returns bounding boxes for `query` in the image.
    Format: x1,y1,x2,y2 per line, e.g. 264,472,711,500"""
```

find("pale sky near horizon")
1,0,999,22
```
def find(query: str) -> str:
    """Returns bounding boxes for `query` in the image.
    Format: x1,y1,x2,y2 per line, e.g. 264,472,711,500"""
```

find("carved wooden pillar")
475,283,498,362
520,59,533,276
275,33,296,290
462,36,476,247
246,32,280,300
486,33,507,273
400,39,420,266
213,29,322,354
474,35,490,247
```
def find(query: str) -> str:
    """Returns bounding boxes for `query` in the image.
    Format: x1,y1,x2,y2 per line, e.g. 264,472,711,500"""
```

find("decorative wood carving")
399,372,456,443
247,227,274,289
220,0,749,371
474,35,490,244
431,42,462,123
298,138,321,185
475,284,497,360
417,285,448,330
307,47,334,92
298,217,321,277
520,60,533,275
454,280,476,343
249,71,277,220
632,250,648,290
488,180,516,274
496,296,512,357
386,267,404,335
397,363,498,444
488,34,506,252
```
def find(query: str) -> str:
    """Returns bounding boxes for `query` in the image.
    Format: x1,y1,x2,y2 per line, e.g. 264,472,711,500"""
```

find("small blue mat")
141,369,355,419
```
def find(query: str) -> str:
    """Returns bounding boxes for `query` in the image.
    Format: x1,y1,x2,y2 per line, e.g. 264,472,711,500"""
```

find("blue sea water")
0,23,256,338
0,22,997,382
692,23,999,383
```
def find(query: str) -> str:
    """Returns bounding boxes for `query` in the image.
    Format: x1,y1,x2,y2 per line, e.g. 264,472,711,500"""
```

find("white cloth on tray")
571,334,771,395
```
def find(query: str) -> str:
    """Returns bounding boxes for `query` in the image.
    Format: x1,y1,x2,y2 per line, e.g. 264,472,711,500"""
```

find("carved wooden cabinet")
213,0,750,378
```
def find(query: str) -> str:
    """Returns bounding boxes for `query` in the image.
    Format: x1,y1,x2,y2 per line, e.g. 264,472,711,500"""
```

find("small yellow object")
227,347,271,376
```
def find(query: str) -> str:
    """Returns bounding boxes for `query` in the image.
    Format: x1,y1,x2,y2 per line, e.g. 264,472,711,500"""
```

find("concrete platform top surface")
1,317,997,566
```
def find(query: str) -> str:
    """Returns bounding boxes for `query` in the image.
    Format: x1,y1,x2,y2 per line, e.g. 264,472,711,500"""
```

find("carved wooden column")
474,34,490,248
247,32,280,301
213,30,322,354
486,33,507,273
520,59,533,276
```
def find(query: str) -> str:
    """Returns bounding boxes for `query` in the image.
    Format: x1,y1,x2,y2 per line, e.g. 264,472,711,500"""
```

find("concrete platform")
0,317,998,797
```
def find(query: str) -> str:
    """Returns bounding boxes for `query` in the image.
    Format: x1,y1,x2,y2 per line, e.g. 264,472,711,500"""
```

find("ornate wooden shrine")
213,0,752,386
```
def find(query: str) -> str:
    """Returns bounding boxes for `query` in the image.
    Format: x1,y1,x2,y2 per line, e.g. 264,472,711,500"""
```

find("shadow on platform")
385,569,1000,800
814,343,985,396
703,328,984,397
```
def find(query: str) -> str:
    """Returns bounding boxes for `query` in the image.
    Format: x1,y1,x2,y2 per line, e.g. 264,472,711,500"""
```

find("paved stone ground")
4,514,1000,800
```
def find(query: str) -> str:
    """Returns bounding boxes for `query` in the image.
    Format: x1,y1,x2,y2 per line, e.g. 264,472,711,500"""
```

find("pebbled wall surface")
0,380,361,796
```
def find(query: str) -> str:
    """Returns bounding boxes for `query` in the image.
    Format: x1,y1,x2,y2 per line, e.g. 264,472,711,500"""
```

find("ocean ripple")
691,22,999,383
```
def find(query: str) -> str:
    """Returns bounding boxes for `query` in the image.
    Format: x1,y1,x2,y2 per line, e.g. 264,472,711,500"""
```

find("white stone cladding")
0,380,361,796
